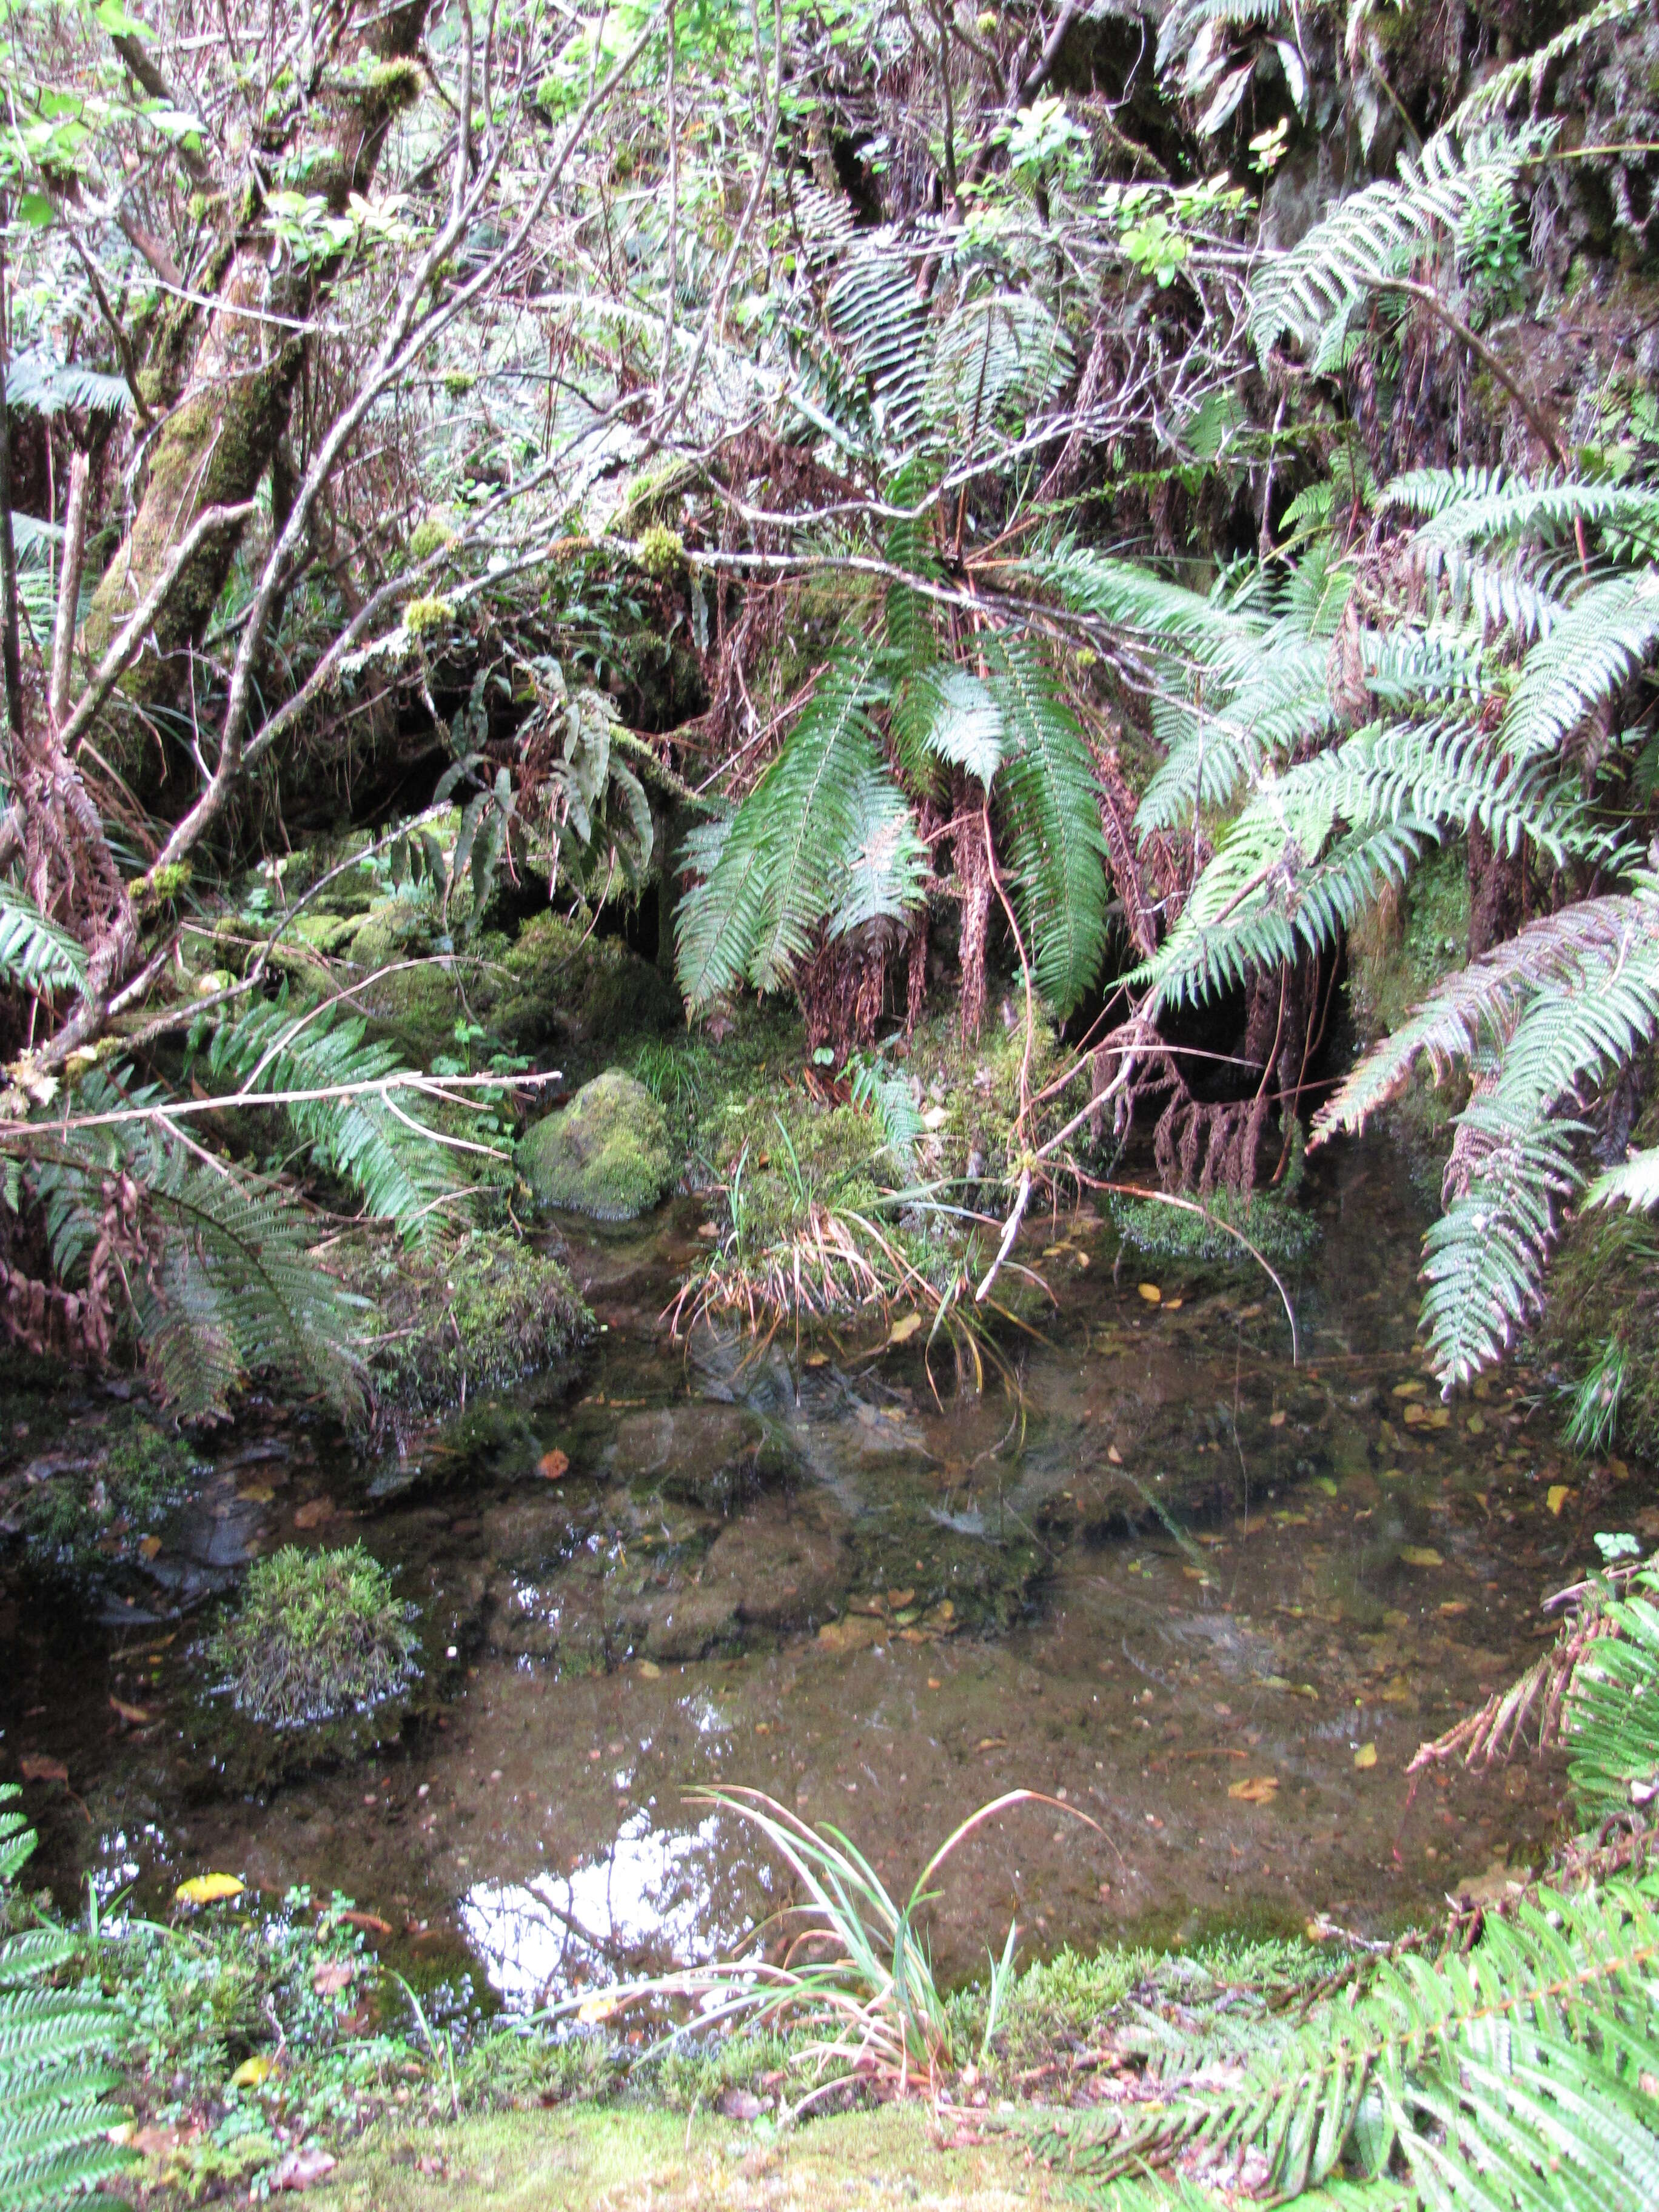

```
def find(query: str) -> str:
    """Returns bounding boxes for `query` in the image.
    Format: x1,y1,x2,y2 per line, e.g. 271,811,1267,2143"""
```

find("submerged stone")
520,1071,675,1221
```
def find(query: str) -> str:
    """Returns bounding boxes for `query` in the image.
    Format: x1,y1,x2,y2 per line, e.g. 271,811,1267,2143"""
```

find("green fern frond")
1248,129,1539,354
677,642,915,1007
203,989,452,1245
0,891,85,999
1027,545,1267,681
1449,0,1641,127
0,1786,132,2212
1316,888,1659,1141
1420,1110,1583,1383
893,665,1005,788
1387,466,1659,554
982,634,1109,1017
1501,571,1659,761
1040,1862,1659,2207
823,765,930,938
1142,722,1597,1013
1588,1145,1659,1213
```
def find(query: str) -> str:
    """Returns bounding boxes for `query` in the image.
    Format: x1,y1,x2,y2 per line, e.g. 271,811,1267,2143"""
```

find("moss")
520,1070,676,1221
332,2106,1047,2212
12,1411,199,1581
632,524,685,578
405,594,456,636
369,1232,592,1415
207,1543,418,1727
1347,842,1470,1041
408,515,460,561
491,913,677,1057
1109,1179,1320,1269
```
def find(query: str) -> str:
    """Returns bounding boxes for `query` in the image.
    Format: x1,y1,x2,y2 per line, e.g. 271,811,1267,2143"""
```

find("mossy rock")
520,1070,676,1221
207,1542,419,1728
369,1234,592,1418
492,913,677,1055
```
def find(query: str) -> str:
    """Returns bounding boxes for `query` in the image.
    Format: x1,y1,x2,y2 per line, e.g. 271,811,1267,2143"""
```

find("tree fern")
676,641,925,1007
0,1786,131,2212
202,988,452,1245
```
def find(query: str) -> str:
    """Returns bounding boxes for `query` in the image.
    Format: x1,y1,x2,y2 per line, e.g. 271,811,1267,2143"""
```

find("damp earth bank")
4,1136,1644,2016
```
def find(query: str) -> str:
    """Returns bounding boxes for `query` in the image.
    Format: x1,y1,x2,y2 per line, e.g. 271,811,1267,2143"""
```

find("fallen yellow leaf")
577,1994,625,2025
1546,1484,1572,1517
1353,1742,1378,1770
1228,1775,1279,1804
175,1873,244,1906
887,1312,923,1345
636,1660,662,1680
1399,1547,1443,1568
1138,1282,1162,1304
230,2054,273,2090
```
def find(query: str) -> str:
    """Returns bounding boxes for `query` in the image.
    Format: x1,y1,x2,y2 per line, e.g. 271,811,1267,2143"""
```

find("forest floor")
328,2103,1051,2210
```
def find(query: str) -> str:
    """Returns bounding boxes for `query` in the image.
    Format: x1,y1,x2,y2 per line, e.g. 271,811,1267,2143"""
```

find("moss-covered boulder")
492,913,677,1054
367,1233,593,1416
520,1070,675,1220
207,1543,419,1727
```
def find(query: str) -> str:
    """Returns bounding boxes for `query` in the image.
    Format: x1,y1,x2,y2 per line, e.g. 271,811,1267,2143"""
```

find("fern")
1032,1562,1659,2207
983,634,1110,1017
0,1787,131,2212
0,893,84,999
1248,127,1540,354
1501,570,1659,761
677,641,925,1007
203,988,452,1245
1318,887,1659,1384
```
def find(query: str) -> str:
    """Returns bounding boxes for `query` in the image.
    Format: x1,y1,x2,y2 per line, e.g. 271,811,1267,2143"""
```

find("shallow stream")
6,1134,1646,2015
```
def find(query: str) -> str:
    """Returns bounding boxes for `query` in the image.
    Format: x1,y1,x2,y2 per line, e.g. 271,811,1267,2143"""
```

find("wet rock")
606,1403,793,1509
642,1585,740,1661
520,1070,675,1222
696,1493,853,1631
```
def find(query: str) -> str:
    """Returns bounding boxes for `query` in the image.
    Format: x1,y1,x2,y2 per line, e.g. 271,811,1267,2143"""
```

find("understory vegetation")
3,0,1659,2202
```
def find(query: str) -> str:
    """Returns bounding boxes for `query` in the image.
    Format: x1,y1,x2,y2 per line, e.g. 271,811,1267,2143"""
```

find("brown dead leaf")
19,1755,67,1784
271,2148,337,2193
109,1697,154,1726
538,1449,570,1482
292,1497,335,1530
312,1960,353,1997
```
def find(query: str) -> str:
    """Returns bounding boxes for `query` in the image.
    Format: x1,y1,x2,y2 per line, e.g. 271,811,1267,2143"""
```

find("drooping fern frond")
1449,0,1641,126
1140,720,1600,1014
1318,886,1659,1383
30,1113,366,1421
203,988,452,1245
1500,570,1659,761
982,634,1110,1017
1386,466,1659,556
1248,127,1540,354
1589,1146,1659,1213
0,1785,132,2212
677,641,924,1007
0,891,84,999
1316,887,1659,1140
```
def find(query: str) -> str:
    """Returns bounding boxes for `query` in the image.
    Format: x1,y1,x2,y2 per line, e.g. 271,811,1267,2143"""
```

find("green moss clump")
209,1544,418,1728
408,515,460,561
492,913,677,1054
520,1070,676,1221
632,524,685,578
405,594,455,637
372,1233,592,1414
16,1412,198,1578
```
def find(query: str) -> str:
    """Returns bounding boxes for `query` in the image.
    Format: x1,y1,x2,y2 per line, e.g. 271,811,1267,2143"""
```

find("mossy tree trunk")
81,4,428,790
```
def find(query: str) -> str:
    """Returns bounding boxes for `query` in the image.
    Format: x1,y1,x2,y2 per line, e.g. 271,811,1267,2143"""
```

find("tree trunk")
81,4,429,794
